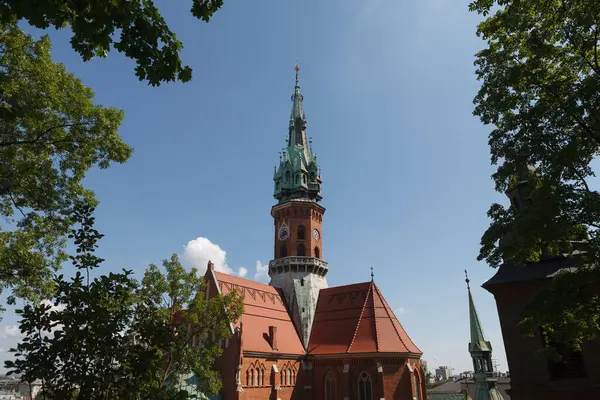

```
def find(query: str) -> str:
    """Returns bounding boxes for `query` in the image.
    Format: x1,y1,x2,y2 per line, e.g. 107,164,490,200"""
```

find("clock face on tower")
313,229,320,240
278,226,289,241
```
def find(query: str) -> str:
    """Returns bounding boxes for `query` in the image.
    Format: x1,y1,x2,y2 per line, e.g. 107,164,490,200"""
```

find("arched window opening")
297,225,305,240
246,369,250,386
314,246,320,258
412,372,421,400
251,368,256,387
259,368,265,386
285,171,290,182
281,246,287,258
292,369,296,385
295,174,299,184
303,174,307,184
297,244,306,257
300,278,304,286
310,172,316,181
325,371,336,400
358,371,372,400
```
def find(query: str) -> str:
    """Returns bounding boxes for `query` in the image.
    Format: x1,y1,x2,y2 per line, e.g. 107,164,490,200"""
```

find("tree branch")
9,192,26,219
595,22,599,72
0,122,89,147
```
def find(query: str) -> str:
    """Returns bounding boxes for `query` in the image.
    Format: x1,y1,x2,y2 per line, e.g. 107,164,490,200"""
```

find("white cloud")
254,260,269,283
183,237,250,278
0,325,21,339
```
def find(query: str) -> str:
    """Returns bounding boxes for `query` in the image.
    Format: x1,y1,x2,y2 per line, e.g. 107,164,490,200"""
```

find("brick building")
202,64,426,400
482,171,600,400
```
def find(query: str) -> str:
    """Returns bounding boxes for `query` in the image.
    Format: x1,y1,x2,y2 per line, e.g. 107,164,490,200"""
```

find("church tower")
269,63,328,348
465,271,504,400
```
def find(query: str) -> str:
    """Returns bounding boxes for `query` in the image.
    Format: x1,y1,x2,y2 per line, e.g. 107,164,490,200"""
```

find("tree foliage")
0,0,225,86
470,0,600,348
5,203,243,400
0,23,131,311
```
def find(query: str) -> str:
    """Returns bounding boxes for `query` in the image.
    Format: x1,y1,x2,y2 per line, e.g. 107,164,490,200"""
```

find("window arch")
285,171,290,182
280,245,287,257
297,244,306,257
358,371,372,400
325,371,336,400
251,368,256,387
412,372,421,400
314,246,320,258
297,225,305,240
303,174,307,184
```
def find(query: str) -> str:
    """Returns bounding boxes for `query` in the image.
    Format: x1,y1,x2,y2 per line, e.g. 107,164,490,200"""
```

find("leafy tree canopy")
0,23,131,312
0,0,225,86
470,0,600,349
5,203,243,400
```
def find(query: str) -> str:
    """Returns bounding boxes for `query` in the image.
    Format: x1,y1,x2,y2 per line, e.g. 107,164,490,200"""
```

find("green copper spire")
466,273,491,353
465,271,504,400
273,62,322,203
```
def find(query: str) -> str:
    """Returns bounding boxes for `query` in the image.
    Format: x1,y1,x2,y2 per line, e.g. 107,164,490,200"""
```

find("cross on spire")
371,266,374,281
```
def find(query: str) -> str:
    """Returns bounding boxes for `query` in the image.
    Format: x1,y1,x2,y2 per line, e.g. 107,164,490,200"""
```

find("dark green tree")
129,255,243,397
0,0,225,86
0,23,132,311
470,0,600,349
4,202,138,399
5,202,244,399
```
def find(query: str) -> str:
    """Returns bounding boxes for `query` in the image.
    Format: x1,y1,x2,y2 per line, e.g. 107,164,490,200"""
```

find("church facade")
202,65,426,400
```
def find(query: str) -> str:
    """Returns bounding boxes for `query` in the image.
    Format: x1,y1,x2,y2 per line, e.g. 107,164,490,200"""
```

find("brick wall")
489,280,600,400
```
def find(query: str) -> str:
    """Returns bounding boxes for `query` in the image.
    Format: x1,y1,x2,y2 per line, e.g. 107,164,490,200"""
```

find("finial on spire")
371,266,374,282
294,58,300,72
465,269,471,289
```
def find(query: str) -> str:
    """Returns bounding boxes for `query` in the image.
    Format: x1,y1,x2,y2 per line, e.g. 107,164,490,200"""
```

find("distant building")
436,366,452,380
483,171,600,400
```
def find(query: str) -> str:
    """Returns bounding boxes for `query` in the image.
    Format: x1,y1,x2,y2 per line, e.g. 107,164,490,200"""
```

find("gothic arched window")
358,371,372,400
412,373,421,400
281,246,287,258
259,368,265,386
246,369,250,386
251,368,256,387
310,172,316,181
292,369,296,385
297,225,305,240
325,371,336,400
297,244,306,257
314,246,320,258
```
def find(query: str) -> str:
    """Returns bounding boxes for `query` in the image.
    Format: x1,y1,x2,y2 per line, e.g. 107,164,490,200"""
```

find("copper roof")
307,281,422,355
211,272,304,355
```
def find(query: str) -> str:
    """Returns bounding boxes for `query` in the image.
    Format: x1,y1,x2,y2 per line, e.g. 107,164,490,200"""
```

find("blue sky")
1,0,509,374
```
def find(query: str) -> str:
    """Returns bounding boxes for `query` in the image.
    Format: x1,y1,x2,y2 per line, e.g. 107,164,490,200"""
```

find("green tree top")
469,0,600,349
0,0,225,86
0,23,132,311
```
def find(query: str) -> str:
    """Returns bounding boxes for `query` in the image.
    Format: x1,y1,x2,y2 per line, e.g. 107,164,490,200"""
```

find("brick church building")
201,65,426,400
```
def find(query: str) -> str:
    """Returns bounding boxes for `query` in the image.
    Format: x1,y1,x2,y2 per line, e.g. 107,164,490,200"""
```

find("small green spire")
466,270,491,353
465,270,504,400
273,61,322,203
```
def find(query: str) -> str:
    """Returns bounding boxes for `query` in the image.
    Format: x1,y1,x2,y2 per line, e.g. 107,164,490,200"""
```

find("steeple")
273,61,322,203
465,271,504,400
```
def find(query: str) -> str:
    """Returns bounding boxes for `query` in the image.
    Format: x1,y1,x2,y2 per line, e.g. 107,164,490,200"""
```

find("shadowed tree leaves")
5,203,244,400
470,0,600,349
0,0,225,86
0,23,131,312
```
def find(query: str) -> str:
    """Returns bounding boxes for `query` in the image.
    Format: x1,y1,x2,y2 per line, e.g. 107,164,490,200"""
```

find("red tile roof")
307,281,422,356
211,272,304,355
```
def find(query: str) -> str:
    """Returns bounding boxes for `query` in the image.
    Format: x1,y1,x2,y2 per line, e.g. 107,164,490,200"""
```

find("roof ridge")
371,283,380,352
214,272,278,290
346,282,374,353
374,283,412,352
